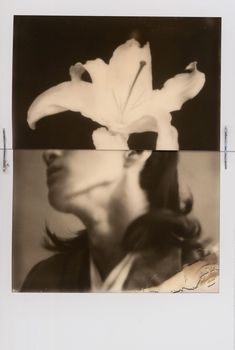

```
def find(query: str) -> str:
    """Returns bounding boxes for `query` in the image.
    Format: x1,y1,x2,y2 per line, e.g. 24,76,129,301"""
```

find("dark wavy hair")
123,151,205,265
44,151,206,265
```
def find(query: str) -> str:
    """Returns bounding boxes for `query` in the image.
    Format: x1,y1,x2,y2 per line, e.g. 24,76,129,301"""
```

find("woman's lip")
47,166,64,186
47,165,62,177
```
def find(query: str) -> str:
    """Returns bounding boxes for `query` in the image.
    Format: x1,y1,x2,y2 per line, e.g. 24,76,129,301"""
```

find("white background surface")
0,1,235,349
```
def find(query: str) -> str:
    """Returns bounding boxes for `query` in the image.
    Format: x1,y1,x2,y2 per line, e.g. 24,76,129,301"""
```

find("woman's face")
43,150,126,212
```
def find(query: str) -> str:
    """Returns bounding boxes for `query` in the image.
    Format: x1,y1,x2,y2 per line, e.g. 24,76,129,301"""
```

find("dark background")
13,16,221,149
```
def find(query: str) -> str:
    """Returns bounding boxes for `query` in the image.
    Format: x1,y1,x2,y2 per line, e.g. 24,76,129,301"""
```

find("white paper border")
0,1,235,349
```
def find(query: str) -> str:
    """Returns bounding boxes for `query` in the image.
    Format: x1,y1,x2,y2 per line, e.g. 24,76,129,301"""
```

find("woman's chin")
48,191,72,213
48,190,87,215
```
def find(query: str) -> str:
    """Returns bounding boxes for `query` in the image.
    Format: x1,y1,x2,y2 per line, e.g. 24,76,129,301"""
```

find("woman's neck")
85,208,130,280
74,173,149,280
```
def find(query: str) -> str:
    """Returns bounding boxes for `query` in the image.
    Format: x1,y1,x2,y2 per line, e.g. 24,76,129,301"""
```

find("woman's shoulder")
21,234,90,292
21,253,73,292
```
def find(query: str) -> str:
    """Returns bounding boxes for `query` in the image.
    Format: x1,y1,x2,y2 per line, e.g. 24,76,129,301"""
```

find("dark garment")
21,233,183,292
21,234,91,292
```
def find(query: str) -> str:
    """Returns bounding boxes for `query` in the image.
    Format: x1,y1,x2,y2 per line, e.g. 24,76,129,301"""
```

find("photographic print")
12,15,220,293
12,16,221,150
13,150,219,292
1,1,234,348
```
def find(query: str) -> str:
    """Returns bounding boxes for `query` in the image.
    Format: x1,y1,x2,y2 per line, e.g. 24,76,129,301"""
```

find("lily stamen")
122,60,146,114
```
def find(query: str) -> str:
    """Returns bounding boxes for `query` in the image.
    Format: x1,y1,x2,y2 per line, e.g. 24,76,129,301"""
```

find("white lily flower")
27,39,205,150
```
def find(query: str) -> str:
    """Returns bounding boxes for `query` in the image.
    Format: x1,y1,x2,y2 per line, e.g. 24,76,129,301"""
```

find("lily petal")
156,124,179,150
155,61,205,112
27,64,99,129
123,115,158,135
92,127,128,150
108,39,152,120
125,111,179,150
27,39,153,130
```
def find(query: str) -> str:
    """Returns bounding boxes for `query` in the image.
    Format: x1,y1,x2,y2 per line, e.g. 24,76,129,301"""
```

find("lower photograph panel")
13,150,219,292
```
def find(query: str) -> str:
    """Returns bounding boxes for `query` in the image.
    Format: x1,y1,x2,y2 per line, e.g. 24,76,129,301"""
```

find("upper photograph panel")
13,16,221,150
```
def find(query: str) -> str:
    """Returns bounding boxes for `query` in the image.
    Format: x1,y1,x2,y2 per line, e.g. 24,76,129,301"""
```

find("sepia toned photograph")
13,150,219,292
1,0,234,348
13,16,221,150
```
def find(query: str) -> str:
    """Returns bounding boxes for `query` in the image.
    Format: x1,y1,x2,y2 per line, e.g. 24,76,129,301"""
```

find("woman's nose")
43,150,63,166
